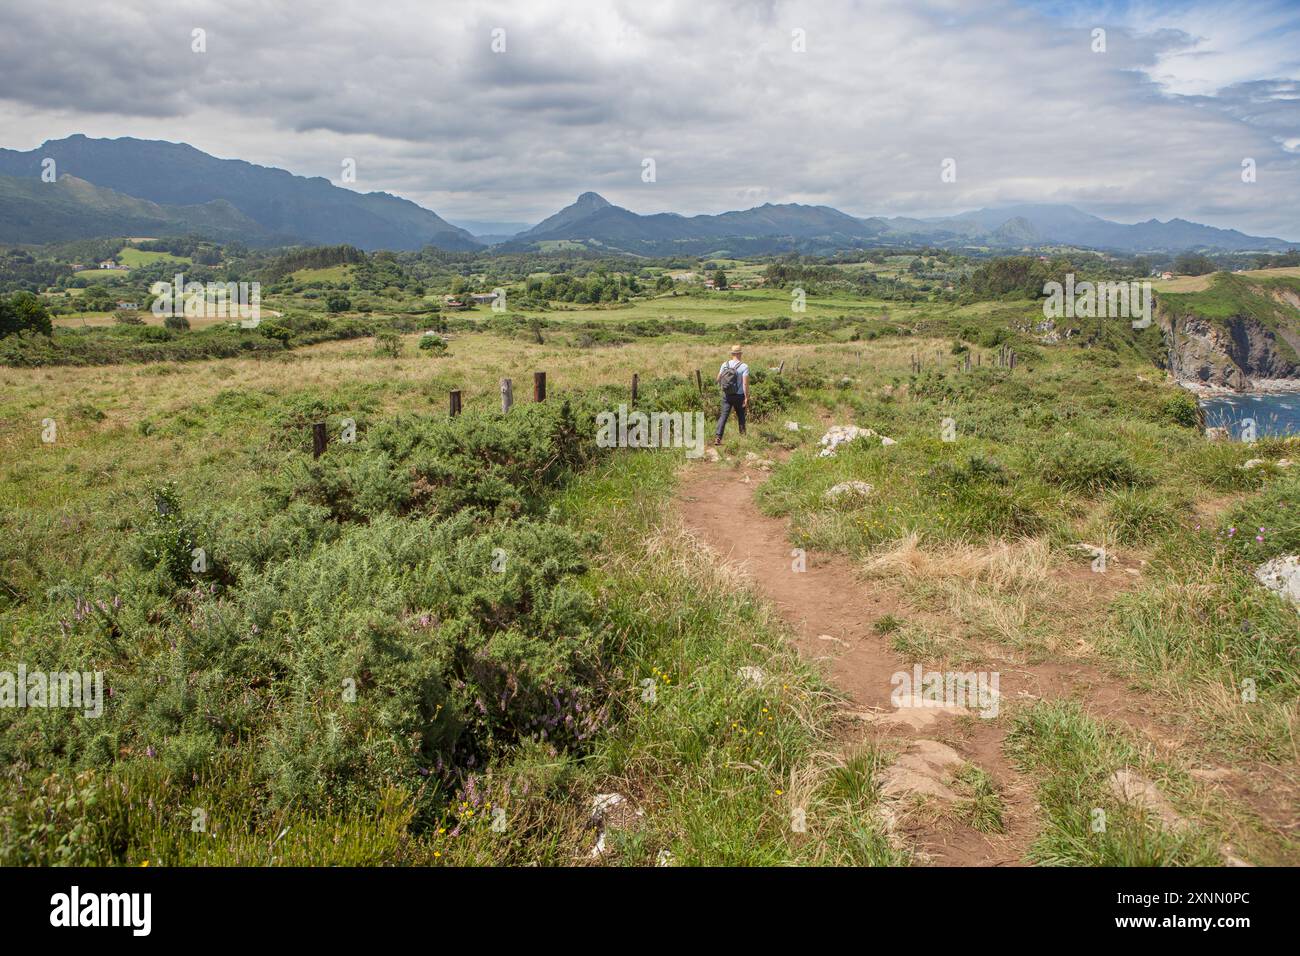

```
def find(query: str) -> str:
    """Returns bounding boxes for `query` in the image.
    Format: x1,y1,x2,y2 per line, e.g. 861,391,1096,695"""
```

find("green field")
1,254,1296,867
117,247,191,268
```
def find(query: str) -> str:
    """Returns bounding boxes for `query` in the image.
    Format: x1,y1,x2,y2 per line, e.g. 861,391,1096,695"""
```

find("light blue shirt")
720,359,749,395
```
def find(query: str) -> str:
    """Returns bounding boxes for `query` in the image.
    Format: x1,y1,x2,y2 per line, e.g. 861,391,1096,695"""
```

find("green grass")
2,266,1296,866
117,247,191,268
1006,701,1225,866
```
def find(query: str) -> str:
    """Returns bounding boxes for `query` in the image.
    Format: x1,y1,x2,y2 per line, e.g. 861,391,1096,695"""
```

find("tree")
326,293,351,313
1173,252,1218,276
82,285,113,312
0,292,53,337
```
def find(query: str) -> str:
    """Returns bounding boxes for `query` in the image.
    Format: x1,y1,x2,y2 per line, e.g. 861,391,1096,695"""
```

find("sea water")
1201,393,1300,437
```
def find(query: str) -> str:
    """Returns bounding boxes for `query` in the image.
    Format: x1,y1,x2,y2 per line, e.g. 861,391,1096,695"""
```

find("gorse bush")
373,329,402,357
273,401,597,523
130,482,201,587
1,374,724,863
1033,436,1152,494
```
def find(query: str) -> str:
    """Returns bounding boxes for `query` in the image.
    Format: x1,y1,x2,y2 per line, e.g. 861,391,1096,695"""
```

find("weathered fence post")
695,369,703,392
777,360,785,375
449,389,462,416
312,421,327,459
631,373,639,404
500,378,513,413
533,371,546,402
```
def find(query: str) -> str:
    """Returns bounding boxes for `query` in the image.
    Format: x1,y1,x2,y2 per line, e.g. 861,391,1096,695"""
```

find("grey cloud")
0,0,1295,236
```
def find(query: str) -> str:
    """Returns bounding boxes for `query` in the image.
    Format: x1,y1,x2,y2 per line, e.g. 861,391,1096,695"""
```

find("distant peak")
575,191,610,206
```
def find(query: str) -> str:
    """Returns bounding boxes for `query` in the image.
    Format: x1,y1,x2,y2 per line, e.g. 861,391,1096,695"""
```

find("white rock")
824,480,874,502
785,421,802,432
591,793,625,820
1241,459,1266,470
736,666,766,687
880,436,897,446
817,424,876,457
1070,543,1107,559
1255,555,1300,607
1205,426,1231,442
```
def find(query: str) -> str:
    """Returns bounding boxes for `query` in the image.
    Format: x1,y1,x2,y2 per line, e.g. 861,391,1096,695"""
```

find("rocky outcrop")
1162,311,1300,391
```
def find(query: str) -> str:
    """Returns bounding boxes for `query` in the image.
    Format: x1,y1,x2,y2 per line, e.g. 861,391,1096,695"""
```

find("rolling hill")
0,136,480,251
0,173,267,244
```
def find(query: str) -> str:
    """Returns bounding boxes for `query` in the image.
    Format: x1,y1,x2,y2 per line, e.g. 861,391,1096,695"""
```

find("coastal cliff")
1156,272,1300,393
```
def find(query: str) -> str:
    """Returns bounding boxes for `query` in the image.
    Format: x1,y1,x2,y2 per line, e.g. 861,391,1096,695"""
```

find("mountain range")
0,136,1294,255
502,193,1296,256
0,135,478,251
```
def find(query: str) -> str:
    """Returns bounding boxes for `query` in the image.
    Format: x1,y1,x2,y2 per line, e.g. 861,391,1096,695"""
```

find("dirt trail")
679,462,1041,864
676,459,1215,866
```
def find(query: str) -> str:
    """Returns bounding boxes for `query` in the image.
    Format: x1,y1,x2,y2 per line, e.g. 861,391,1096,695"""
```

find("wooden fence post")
695,369,703,392
533,371,546,402
449,389,462,416
312,421,327,459
777,360,785,375
500,378,513,413
631,373,639,404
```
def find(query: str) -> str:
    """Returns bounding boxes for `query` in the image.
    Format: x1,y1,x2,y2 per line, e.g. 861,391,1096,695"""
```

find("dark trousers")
715,393,746,440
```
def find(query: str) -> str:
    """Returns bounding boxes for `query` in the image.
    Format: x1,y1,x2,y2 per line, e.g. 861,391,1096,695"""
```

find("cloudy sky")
1,0,1296,237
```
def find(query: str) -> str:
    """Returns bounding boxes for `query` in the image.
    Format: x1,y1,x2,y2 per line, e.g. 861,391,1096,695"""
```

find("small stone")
591,793,625,821
1108,770,1187,833
824,480,874,502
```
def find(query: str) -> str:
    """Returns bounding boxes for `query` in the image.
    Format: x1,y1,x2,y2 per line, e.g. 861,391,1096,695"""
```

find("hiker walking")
714,344,749,445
